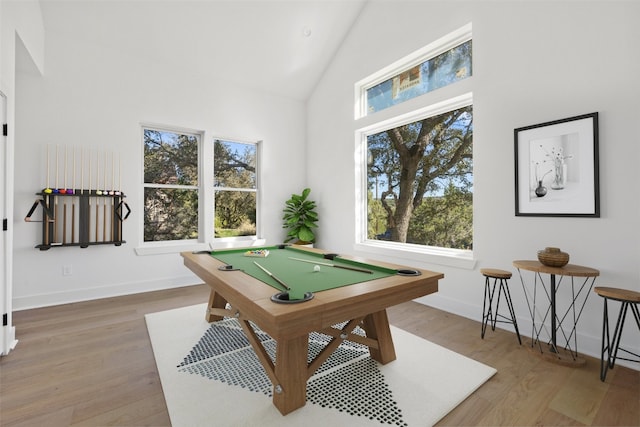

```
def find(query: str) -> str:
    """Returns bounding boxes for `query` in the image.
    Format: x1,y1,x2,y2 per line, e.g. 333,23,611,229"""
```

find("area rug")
146,304,496,427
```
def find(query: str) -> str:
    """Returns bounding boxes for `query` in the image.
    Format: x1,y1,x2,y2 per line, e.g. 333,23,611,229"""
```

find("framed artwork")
514,112,599,217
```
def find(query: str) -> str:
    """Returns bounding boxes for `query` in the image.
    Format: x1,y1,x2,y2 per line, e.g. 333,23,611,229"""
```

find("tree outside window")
366,106,473,250
214,139,257,238
143,128,199,242
142,129,259,245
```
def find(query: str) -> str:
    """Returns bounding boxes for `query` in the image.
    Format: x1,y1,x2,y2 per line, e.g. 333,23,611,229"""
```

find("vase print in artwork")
529,135,574,199
549,148,570,190
531,161,552,198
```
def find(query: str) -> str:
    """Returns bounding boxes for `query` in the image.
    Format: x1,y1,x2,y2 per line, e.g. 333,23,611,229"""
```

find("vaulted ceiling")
38,0,367,101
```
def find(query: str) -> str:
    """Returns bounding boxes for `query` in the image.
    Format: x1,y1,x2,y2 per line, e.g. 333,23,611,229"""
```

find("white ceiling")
38,0,367,101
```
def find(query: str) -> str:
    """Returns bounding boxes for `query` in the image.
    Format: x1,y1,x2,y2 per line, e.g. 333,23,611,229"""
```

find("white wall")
307,1,640,363
12,27,307,308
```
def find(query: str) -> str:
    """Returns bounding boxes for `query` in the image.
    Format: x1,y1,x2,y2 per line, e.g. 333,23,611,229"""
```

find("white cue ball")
313,265,321,272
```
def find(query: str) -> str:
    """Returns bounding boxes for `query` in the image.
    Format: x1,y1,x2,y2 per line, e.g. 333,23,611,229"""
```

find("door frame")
1,89,17,355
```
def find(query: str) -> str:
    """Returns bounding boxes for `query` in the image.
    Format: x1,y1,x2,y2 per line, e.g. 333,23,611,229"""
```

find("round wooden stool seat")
594,286,640,303
480,268,512,279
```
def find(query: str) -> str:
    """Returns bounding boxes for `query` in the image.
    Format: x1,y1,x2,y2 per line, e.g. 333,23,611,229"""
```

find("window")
366,40,472,115
143,127,199,242
356,24,473,263
214,139,258,239
142,126,260,249
365,102,473,249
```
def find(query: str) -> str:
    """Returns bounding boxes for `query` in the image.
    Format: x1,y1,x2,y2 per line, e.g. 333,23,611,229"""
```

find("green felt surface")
210,246,397,300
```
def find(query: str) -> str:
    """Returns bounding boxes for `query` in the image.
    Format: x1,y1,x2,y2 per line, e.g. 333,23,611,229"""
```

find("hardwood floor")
1,284,638,426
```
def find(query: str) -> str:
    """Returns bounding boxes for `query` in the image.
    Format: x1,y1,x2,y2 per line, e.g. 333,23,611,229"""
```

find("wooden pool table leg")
363,309,396,364
272,334,309,415
205,290,228,322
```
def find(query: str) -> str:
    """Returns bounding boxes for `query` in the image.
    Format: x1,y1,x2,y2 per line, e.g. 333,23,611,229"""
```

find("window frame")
353,24,476,269
139,124,203,250
136,125,264,256
355,23,472,120
212,138,262,245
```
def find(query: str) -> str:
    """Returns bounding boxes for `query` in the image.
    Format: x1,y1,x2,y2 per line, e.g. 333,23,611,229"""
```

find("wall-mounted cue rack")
26,144,130,250
26,190,131,250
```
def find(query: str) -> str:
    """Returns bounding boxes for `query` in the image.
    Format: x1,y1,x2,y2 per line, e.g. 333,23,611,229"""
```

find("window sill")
135,242,210,256
135,238,267,256
353,240,476,270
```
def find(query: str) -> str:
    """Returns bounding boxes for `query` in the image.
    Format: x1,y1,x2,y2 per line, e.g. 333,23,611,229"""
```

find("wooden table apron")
182,249,443,415
513,260,599,360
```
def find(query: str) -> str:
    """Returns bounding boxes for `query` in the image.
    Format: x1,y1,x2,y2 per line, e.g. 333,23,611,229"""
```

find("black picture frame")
514,112,599,217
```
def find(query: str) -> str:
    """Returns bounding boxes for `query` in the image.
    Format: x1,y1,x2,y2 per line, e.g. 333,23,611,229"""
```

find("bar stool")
481,268,521,344
593,286,640,381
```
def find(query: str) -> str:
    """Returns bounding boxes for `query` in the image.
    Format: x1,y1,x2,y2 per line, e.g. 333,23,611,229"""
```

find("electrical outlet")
63,265,73,276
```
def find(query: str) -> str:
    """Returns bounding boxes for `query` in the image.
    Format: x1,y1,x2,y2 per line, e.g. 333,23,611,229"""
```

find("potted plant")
282,188,318,244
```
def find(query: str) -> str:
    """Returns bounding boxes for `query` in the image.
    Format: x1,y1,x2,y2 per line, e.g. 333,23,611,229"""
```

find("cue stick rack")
26,190,131,250
25,145,131,250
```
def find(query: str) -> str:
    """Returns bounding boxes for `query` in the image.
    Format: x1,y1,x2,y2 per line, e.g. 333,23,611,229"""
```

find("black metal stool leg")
481,276,492,338
501,280,522,345
599,297,611,381
494,278,503,331
608,302,629,371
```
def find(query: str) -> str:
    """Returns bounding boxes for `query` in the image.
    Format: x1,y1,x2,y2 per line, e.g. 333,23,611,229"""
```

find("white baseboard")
1,326,18,356
13,275,202,311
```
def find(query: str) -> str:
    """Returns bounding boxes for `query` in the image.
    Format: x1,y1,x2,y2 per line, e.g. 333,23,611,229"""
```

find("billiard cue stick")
60,145,67,194
111,151,115,241
80,147,84,197
71,146,76,243
253,261,290,291
66,145,73,194
44,144,52,194
62,200,67,244
43,200,50,246
103,149,107,242
115,152,121,195
62,146,69,243
52,145,59,242
53,198,60,245
95,149,100,242
88,148,93,243
117,153,122,241
288,257,373,274
54,145,60,194
52,143,59,237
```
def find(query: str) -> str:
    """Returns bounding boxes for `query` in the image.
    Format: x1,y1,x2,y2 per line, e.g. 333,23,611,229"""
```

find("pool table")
181,245,443,415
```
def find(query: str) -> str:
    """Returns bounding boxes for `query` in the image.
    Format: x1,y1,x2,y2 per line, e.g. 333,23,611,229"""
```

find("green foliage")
214,190,256,234
408,184,472,249
282,188,318,243
367,191,388,238
213,140,257,237
367,105,473,249
144,187,198,241
143,129,200,242
144,130,198,185
214,139,256,188
216,220,256,238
